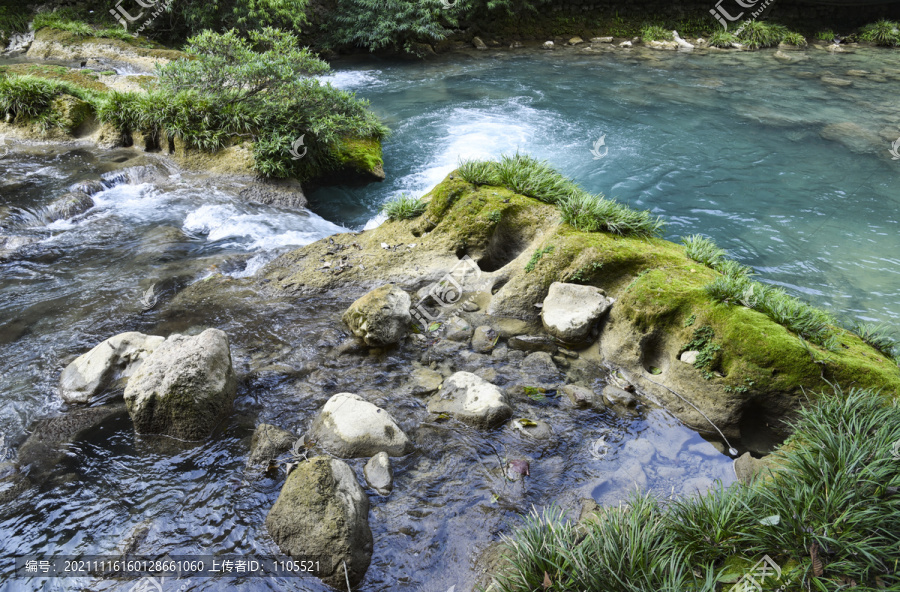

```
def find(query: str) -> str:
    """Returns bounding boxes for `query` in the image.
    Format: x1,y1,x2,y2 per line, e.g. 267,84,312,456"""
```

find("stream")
1,45,899,591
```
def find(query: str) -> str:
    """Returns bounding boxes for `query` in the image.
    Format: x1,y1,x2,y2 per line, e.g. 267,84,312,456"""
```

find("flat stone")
602,385,637,408
508,335,557,354
680,350,699,365
364,452,393,495
591,36,613,43
409,368,443,396
568,37,584,45
821,76,853,87
444,316,473,343
733,452,769,484
248,424,295,467
427,371,512,428
510,418,552,440
561,384,592,408
311,393,412,458
541,282,613,343
471,326,498,353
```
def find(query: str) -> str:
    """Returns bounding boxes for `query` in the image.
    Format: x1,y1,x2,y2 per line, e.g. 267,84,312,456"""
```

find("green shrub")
781,31,807,47
0,5,30,33
852,323,898,358
860,19,900,46
815,29,836,41
488,387,900,592
736,21,787,49
707,30,738,48
0,74,96,121
381,193,426,220
640,25,673,43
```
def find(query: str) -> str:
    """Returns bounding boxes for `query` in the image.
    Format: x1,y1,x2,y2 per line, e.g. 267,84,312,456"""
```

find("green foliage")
560,192,665,238
683,314,696,328
852,323,898,358
490,387,900,592
459,154,662,238
640,25,673,43
0,74,95,122
816,29,836,41
707,29,738,48
0,4,30,33
683,325,721,376
860,20,900,46
735,21,788,49
381,193,426,220
487,210,502,224
781,31,807,47
525,246,555,273
682,235,753,279
32,9,134,41
569,261,603,284
705,273,835,347
328,0,454,52
153,0,310,41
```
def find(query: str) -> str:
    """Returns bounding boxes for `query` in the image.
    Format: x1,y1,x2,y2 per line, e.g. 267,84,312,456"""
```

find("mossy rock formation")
256,172,900,445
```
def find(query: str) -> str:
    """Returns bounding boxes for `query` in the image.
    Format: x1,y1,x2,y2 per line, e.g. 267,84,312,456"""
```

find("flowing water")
1,45,899,591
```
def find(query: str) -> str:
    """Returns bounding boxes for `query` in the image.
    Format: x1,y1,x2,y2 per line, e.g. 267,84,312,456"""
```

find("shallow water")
1,45,899,591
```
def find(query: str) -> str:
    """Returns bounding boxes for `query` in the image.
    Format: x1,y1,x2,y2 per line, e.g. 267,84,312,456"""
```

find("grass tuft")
640,25,674,43
458,154,664,238
852,323,898,358
488,387,900,592
707,30,738,48
381,193,426,221
781,31,807,47
735,21,788,49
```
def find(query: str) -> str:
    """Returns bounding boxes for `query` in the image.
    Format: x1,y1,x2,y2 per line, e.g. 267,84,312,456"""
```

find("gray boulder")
602,385,637,408
342,284,411,346
248,424,295,467
444,316,474,342
427,371,512,428
124,329,237,440
364,452,393,495
541,282,613,342
311,393,411,458
60,332,165,405
266,457,373,589
561,384,593,408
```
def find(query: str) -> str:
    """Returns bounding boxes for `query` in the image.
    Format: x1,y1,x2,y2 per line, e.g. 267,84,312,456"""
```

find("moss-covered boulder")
266,457,373,589
124,328,237,440
258,172,900,449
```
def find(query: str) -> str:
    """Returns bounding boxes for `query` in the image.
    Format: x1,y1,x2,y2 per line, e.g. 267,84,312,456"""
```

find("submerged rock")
444,316,473,342
311,393,412,458
60,332,165,405
342,284,411,346
364,452,393,495
248,424,295,467
427,371,512,428
124,328,237,440
561,384,593,408
471,326,498,353
541,282,613,343
46,191,94,222
266,457,373,589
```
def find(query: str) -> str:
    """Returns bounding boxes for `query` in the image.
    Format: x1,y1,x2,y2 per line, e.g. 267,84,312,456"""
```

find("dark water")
2,45,899,591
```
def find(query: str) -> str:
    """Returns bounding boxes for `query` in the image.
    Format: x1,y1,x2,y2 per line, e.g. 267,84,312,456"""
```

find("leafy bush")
489,387,900,592
329,0,453,52
860,19,900,46
781,31,807,47
852,323,898,358
816,29,836,41
707,29,738,48
381,193,426,220
735,21,787,49
0,74,96,121
640,25,674,43
0,4,30,33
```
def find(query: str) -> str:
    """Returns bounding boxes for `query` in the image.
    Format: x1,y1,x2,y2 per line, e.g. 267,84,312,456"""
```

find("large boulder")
123,329,237,440
311,393,411,458
60,332,165,405
541,282,614,342
266,457,373,589
426,371,512,428
342,284,411,346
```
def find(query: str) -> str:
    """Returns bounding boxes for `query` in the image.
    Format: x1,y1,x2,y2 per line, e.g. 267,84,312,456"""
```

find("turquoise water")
315,46,900,327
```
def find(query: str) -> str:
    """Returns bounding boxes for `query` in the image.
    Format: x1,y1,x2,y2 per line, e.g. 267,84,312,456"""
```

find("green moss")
0,64,110,93
334,136,384,176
